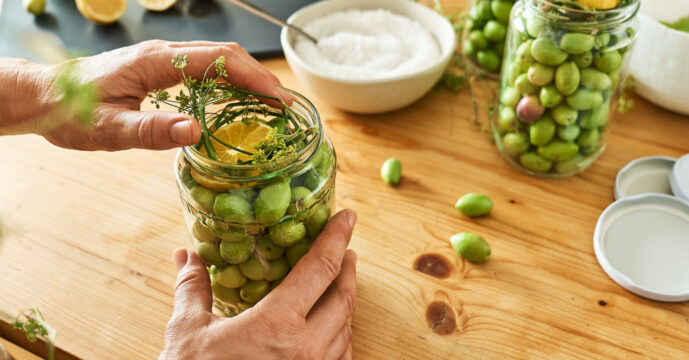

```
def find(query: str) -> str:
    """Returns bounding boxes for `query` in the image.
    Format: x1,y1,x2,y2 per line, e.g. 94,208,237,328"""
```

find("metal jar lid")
596,154,689,302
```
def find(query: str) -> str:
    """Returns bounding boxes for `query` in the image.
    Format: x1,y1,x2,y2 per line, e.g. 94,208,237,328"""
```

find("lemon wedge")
204,121,273,164
136,0,177,12
576,0,620,10
75,0,127,24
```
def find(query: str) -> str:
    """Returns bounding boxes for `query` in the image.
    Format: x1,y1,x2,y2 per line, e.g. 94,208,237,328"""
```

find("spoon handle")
225,0,319,43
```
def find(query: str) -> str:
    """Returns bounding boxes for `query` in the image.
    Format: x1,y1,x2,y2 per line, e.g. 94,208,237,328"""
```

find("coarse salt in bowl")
281,0,456,114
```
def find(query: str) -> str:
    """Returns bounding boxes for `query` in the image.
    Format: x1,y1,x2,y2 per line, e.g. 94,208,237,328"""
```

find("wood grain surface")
2,5,689,359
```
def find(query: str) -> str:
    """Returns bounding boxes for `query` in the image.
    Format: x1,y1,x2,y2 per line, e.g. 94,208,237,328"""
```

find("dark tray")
0,0,317,61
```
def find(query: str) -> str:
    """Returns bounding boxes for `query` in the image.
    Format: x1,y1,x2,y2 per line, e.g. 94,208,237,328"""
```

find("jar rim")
182,88,323,182
524,0,640,24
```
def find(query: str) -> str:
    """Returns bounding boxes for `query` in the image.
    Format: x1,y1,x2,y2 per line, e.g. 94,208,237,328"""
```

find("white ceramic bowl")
626,0,689,116
280,0,456,114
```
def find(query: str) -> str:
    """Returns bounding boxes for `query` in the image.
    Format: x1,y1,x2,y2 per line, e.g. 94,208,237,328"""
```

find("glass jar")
463,0,517,77
173,90,336,316
494,0,640,177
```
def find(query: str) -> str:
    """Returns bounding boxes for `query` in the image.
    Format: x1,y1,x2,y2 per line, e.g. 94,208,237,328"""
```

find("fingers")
324,318,352,360
89,106,201,150
308,250,357,359
264,210,357,318
340,343,353,360
136,40,291,106
171,248,213,316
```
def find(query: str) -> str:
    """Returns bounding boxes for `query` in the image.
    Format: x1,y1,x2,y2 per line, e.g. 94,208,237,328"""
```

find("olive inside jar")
174,90,335,316
494,0,640,177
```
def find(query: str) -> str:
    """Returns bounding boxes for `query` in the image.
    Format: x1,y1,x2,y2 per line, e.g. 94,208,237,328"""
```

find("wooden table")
2,25,689,360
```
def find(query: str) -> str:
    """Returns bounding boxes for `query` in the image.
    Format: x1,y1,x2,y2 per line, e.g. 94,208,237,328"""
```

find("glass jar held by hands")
174,91,336,316
494,0,640,177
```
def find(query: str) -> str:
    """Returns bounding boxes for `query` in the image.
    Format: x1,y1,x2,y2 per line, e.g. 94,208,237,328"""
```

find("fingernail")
170,119,193,145
172,248,189,271
345,210,357,228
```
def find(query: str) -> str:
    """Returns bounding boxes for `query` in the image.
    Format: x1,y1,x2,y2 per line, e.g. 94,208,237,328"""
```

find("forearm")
0,59,57,134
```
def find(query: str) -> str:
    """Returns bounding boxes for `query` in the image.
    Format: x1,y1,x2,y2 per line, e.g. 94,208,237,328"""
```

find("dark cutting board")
0,0,318,61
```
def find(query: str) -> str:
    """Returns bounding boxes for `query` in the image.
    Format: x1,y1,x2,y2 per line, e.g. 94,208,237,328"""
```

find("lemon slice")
204,121,273,164
576,0,620,10
75,0,127,24
136,0,177,12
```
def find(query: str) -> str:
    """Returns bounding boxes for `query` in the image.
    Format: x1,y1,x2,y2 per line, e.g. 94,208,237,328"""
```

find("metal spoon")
224,0,319,44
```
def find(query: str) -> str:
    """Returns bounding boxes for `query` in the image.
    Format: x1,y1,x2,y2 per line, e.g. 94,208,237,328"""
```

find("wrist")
0,59,57,134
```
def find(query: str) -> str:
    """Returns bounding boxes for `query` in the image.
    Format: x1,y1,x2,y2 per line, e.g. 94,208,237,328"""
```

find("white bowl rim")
280,0,457,85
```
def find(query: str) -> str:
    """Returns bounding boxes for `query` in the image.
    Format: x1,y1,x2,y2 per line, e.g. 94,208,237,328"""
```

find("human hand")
0,40,290,151
160,210,358,360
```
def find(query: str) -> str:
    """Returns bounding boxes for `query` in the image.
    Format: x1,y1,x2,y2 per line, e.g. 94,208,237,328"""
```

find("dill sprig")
148,55,316,166
11,307,56,360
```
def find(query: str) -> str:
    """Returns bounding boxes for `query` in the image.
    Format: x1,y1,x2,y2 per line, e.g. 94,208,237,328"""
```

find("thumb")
172,248,213,316
95,107,202,150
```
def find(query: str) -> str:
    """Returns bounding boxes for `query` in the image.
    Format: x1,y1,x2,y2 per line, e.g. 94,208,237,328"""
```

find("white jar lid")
594,193,689,302
670,153,689,201
614,156,676,200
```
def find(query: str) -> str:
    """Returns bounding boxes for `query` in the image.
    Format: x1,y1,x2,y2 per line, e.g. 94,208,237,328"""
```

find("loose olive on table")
492,0,640,177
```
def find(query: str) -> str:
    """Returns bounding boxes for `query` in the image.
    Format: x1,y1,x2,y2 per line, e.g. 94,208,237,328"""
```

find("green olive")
529,116,556,146
483,20,507,42
515,73,539,94
537,140,579,161
305,206,330,239
239,255,268,281
219,236,255,264
381,158,402,186
265,257,290,281
554,155,584,174
197,242,224,267
254,181,291,224
527,63,554,86
594,50,622,73
286,239,312,267
571,51,593,68
551,103,578,126
519,152,553,172
477,50,501,72
577,128,600,147
491,0,513,23
192,220,216,243
539,84,563,108
502,132,530,155
531,38,568,66
556,124,581,142
211,280,242,304
304,168,326,191
240,280,271,303
463,39,477,57
566,89,603,110
555,62,580,96
469,29,489,50
269,220,306,247
255,235,286,260
190,186,217,214
215,264,248,288
449,232,491,262
455,193,493,217
501,87,521,107
214,194,254,224
580,68,612,91
560,33,595,55
526,17,545,38
498,106,519,132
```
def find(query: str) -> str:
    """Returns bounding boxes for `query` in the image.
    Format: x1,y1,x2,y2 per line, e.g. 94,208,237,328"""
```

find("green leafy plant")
11,307,56,360
149,55,317,166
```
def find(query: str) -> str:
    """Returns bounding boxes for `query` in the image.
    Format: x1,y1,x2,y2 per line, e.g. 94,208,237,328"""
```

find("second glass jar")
494,0,640,177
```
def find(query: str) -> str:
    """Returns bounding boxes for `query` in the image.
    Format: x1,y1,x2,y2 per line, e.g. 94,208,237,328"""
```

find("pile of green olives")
463,0,516,74
176,140,335,316
494,3,637,176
